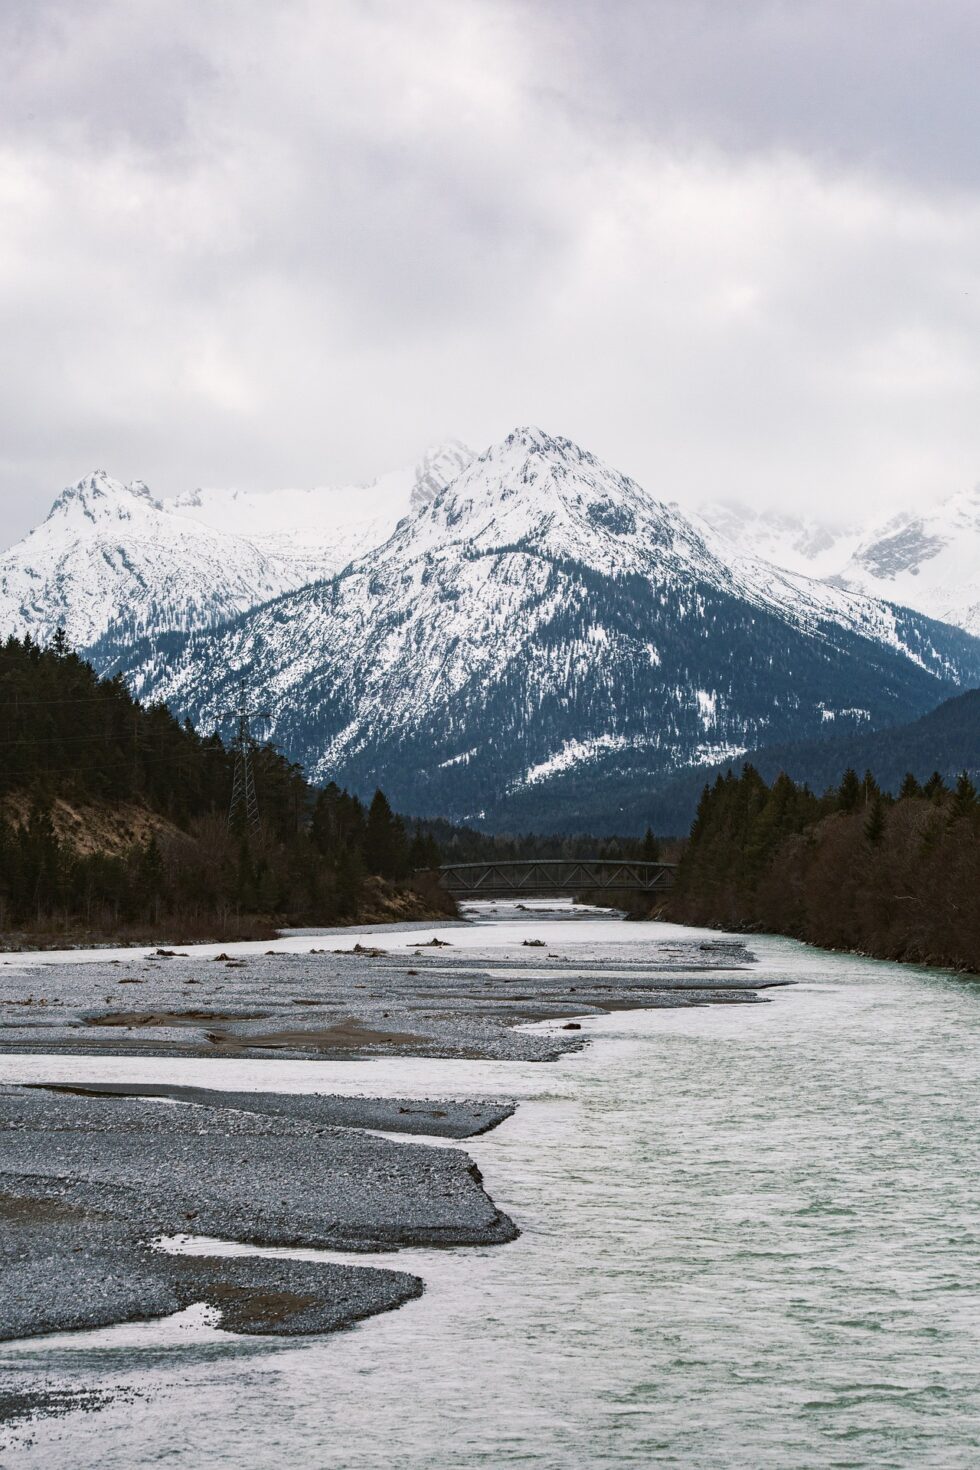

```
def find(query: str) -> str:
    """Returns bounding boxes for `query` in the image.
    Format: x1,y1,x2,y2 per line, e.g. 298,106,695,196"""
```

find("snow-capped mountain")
695,500,857,579
0,445,473,651
832,485,980,637
697,486,980,639
0,471,304,649
114,428,980,826
172,441,472,584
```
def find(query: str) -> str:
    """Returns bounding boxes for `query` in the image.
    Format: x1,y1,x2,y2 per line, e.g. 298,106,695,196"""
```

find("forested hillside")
0,635,449,944
669,765,980,972
635,686,980,835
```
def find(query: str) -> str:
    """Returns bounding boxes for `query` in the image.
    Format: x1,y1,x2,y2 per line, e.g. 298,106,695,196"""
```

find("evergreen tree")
408,831,442,871
336,843,365,917
898,772,922,800
861,770,880,806
641,826,660,862
923,771,948,803
364,789,404,878
949,771,977,821
838,768,861,813
863,792,886,846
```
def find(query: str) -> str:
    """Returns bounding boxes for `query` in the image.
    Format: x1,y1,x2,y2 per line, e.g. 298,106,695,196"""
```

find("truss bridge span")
437,858,676,900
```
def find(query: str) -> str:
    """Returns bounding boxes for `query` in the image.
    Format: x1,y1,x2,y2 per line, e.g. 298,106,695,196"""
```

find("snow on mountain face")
832,485,980,637
0,446,473,651
120,428,980,825
172,440,472,582
697,487,980,640
0,470,305,649
695,500,857,579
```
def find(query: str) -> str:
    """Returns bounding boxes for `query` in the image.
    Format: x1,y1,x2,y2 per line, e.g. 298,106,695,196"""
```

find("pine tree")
364,789,400,877
336,843,364,917
838,768,861,813
863,792,886,846
641,826,660,862
949,771,977,822
898,772,922,800
923,771,948,803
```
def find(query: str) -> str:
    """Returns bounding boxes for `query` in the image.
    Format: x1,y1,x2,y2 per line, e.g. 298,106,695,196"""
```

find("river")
2,901,979,1468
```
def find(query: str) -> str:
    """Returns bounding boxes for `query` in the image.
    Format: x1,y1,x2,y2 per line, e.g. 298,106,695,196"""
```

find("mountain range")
2,429,979,832
697,486,980,636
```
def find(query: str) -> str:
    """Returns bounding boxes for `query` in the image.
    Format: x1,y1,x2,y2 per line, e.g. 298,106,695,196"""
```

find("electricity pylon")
227,679,270,836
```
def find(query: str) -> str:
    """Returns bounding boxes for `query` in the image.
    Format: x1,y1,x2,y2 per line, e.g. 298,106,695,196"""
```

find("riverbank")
663,769,980,974
0,875,458,953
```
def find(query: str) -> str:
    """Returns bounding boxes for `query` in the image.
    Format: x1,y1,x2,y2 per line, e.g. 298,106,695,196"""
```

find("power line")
0,693,142,708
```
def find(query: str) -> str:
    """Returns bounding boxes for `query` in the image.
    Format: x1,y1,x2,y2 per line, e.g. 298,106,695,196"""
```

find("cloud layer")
3,0,980,541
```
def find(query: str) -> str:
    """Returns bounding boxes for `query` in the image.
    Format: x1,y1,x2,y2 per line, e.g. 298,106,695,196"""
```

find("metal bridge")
438,858,676,900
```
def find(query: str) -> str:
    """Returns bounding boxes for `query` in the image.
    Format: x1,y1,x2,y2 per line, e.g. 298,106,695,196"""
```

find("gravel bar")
0,1084,514,1346
0,936,775,1062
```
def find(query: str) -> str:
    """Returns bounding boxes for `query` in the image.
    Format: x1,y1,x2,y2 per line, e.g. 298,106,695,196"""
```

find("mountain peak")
45,471,162,527
410,440,473,509
396,425,707,583
498,425,580,458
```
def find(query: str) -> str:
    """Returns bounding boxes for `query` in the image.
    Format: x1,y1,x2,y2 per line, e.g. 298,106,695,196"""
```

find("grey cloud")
2,0,980,545
547,0,980,190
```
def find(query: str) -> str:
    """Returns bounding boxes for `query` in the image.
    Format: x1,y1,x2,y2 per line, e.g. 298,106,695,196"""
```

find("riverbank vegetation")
668,764,980,972
0,635,451,946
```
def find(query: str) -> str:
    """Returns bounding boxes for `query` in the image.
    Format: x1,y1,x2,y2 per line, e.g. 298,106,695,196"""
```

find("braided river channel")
2,901,979,1467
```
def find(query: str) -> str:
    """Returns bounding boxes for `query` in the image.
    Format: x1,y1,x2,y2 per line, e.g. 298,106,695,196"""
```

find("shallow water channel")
3,901,980,1467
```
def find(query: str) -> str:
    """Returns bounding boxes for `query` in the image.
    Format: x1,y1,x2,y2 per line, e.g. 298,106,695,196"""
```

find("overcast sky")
3,0,980,544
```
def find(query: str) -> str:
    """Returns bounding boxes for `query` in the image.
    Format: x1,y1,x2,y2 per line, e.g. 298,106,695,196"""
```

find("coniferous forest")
669,764,980,972
0,635,450,943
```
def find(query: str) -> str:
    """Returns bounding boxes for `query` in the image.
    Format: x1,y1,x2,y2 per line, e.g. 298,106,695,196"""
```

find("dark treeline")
0,635,448,940
670,763,980,972
411,817,665,864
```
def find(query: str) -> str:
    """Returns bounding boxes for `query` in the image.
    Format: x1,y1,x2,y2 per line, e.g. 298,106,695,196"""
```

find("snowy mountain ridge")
0,446,472,649
171,440,472,584
832,484,980,637
110,427,980,827
697,485,980,637
0,470,302,649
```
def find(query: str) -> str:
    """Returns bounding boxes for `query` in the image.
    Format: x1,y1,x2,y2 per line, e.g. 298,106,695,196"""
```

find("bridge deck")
438,858,676,898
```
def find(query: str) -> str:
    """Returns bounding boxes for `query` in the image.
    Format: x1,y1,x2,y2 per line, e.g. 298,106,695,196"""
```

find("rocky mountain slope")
832,485,980,637
110,428,980,826
636,685,980,838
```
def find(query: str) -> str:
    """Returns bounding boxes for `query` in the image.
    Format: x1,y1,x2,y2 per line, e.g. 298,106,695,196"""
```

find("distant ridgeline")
0,635,444,940
669,765,980,973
